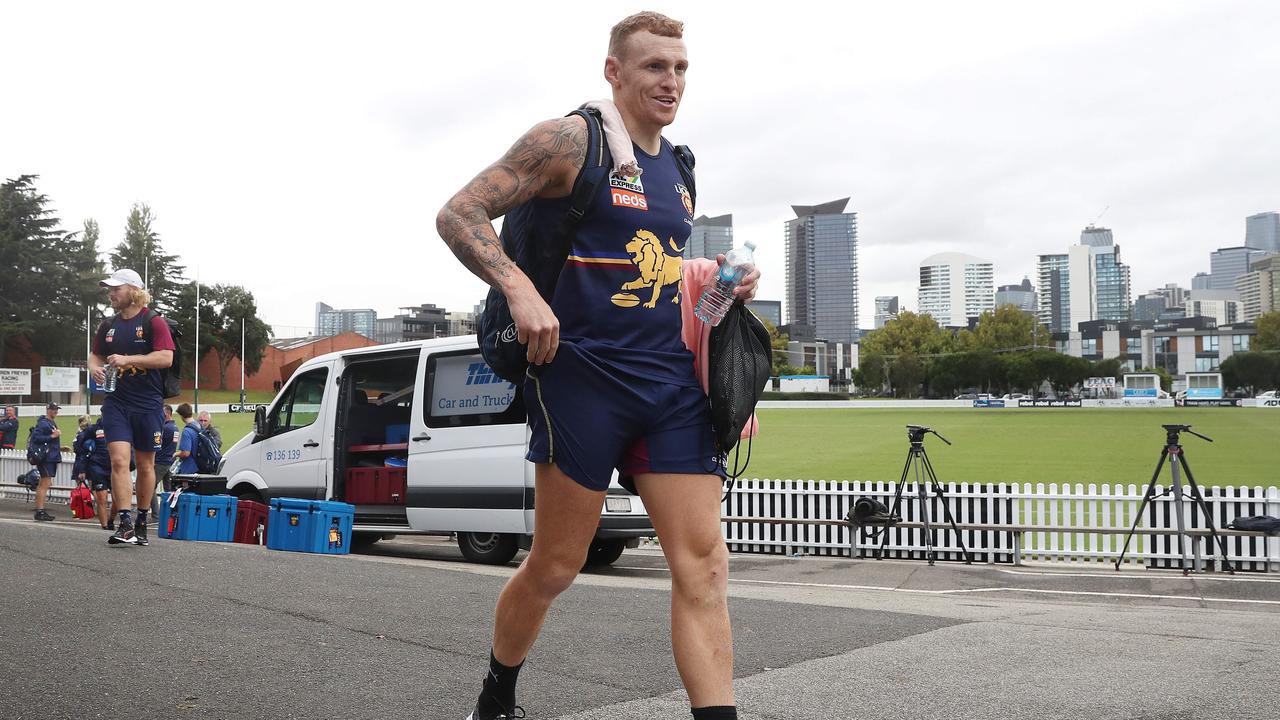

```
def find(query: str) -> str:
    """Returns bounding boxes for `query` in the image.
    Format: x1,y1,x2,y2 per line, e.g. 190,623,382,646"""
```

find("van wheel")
584,539,626,567
351,532,382,552
458,532,519,565
232,486,264,504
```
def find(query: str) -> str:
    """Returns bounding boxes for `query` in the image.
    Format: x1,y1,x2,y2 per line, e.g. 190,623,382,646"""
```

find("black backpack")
192,425,222,474
95,308,182,398
475,106,697,384
25,426,51,466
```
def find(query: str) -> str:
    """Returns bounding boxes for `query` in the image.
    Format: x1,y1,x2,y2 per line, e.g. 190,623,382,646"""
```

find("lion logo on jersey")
617,229,685,309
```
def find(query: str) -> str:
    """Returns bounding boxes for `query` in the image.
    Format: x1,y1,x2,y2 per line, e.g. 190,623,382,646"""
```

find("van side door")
256,364,332,501
405,348,527,534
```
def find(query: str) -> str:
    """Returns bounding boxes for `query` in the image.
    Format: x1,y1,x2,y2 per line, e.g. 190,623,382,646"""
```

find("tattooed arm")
436,116,587,365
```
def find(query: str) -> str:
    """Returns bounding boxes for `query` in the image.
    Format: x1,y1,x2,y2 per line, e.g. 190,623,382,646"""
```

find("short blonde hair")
78,415,91,429
608,11,683,58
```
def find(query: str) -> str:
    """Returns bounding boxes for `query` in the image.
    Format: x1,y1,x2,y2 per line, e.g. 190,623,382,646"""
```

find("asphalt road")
2,498,1279,720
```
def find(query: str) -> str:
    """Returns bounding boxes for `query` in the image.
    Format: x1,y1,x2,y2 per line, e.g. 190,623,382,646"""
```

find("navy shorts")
525,346,725,493
87,471,111,492
101,402,164,452
38,463,58,479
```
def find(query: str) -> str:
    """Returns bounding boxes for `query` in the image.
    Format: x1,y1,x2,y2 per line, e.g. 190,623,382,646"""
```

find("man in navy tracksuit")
90,269,175,547
74,418,116,529
153,404,179,516
437,12,758,720
30,402,63,521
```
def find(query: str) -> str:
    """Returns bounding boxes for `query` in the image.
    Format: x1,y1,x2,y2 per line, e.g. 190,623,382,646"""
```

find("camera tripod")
877,425,973,565
1115,424,1234,574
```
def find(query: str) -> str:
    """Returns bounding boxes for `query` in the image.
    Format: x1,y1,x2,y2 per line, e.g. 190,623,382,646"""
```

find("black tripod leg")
1115,449,1169,571
920,449,973,565
1178,453,1235,574
878,452,914,560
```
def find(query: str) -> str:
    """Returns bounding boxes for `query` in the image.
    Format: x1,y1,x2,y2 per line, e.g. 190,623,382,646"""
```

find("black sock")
692,706,737,720
137,509,149,526
478,650,523,717
119,509,132,526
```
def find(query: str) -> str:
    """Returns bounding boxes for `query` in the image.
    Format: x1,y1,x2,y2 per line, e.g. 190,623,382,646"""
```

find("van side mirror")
254,406,267,438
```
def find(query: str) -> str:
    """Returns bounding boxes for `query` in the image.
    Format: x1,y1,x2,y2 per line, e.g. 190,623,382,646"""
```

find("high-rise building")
874,296,899,328
994,278,1037,314
1245,211,1280,254
1187,290,1241,325
1132,292,1167,323
917,252,994,327
1036,254,1070,333
1191,272,1213,290
1234,254,1280,322
784,198,859,344
748,299,782,327
1208,246,1269,291
315,302,376,339
1067,227,1130,328
684,214,733,260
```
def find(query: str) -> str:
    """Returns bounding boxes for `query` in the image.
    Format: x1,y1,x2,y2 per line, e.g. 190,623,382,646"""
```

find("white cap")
743,241,757,250
100,269,144,288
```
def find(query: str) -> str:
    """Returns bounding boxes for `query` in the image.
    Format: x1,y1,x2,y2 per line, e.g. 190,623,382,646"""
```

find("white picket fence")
7,450,1277,571
723,478,1280,571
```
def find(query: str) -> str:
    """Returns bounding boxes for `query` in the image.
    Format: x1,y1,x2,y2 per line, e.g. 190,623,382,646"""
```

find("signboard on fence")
1017,399,1082,408
1259,398,1280,409
1085,376,1116,389
0,369,32,395
229,403,267,413
40,367,80,393
973,398,1006,408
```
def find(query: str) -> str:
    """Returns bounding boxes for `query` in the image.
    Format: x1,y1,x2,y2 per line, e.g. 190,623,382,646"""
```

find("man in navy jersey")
90,269,175,547
437,13,757,720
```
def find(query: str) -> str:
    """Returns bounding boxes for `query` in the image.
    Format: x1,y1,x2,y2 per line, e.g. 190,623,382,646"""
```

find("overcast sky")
6,1,1278,337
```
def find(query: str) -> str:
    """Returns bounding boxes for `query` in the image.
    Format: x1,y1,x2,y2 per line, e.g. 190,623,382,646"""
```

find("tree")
861,311,954,357
167,281,221,383
0,175,93,364
206,284,273,389
889,352,926,398
1220,352,1278,395
965,305,1052,352
1256,311,1280,352
110,203,186,312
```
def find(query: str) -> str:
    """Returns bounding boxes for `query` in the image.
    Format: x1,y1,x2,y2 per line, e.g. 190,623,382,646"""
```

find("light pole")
240,316,246,405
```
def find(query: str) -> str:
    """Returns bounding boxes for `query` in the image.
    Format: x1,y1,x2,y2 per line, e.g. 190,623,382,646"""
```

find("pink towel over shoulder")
681,258,760,439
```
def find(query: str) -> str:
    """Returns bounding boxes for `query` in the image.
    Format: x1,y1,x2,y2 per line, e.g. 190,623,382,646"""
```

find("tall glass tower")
684,214,733,260
784,198,858,344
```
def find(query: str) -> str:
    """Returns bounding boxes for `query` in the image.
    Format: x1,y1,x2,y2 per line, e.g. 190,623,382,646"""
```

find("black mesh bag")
707,301,772,456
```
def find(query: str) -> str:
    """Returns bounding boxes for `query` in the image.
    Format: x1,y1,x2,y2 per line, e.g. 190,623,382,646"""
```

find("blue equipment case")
266,498,355,555
157,492,237,542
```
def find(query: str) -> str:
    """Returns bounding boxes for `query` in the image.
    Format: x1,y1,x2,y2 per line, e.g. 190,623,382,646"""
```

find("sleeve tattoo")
437,117,588,286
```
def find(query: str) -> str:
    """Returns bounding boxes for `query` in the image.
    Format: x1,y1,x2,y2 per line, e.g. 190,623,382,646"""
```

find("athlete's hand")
716,254,761,303
508,285,560,366
91,366,106,384
105,354,131,368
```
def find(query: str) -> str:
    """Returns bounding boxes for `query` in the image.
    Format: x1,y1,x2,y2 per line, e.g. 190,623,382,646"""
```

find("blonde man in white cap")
89,269,175,546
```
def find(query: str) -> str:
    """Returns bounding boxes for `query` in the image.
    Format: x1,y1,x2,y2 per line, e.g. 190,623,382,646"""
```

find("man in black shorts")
437,12,757,720
90,269,175,546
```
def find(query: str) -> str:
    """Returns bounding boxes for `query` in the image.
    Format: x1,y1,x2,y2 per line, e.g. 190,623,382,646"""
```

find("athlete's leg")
94,489,110,527
633,472,734,708
107,441,134,516
491,462,605,665
134,450,157,514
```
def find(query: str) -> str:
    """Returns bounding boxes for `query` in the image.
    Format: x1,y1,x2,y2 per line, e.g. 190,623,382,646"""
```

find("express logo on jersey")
105,328,116,342
95,429,105,440
674,184,693,217
611,174,648,211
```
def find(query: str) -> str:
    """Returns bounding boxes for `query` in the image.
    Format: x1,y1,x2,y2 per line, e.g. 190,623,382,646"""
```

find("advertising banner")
40,366,81,393
972,398,1006,408
1258,397,1280,409
1016,399,1083,408
430,354,517,417
229,403,267,413
0,368,33,395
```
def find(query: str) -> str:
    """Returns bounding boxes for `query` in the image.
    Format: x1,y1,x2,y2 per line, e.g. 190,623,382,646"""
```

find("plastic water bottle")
694,241,757,326
103,365,119,393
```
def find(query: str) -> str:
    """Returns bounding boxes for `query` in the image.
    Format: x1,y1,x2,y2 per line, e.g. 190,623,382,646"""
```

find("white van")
219,336,652,566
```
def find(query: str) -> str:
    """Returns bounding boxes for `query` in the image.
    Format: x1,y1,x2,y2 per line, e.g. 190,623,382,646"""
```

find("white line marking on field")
993,567,1280,584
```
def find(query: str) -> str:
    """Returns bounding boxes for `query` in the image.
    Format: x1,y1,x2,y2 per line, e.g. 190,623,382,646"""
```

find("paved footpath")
2,497,1278,720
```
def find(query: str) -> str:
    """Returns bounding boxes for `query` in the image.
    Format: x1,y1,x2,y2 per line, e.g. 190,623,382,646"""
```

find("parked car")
1001,393,1031,401
1259,390,1277,400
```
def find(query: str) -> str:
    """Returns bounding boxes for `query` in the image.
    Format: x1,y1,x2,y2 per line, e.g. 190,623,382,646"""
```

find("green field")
15,406,1278,488
744,408,1278,488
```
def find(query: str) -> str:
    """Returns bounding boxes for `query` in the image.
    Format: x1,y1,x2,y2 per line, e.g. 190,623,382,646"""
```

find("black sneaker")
34,509,54,522
466,704,525,719
108,523,138,546
107,519,115,531
135,521,150,546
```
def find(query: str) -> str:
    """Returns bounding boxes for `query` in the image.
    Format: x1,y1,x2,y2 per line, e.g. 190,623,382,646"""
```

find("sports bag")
1228,516,1280,535
476,107,697,384
17,468,40,489
26,427,51,466
70,481,95,520
707,301,771,455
